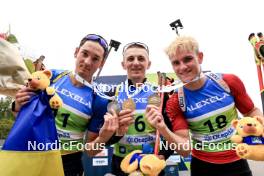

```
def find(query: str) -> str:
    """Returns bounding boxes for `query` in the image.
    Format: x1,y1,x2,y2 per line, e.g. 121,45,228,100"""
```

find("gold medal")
107,100,121,114
122,98,136,111
148,93,161,107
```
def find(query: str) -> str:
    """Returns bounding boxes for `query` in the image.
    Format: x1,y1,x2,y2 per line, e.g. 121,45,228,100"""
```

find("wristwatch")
11,101,18,112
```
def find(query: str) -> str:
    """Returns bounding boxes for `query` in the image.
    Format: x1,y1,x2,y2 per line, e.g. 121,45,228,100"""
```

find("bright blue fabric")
243,136,264,145
3,91,58,151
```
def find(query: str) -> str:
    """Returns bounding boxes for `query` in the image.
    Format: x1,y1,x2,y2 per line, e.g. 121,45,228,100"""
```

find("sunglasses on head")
84,34,109,53
122,42,149,55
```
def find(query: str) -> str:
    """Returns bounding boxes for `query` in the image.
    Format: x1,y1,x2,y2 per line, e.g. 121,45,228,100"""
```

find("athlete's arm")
99,86,134,145
158,93,175,159
12,87,36,117
85,93,133,156
85,111,133,156
104,109,134,145
223,74,264,118
85,111,118,156
146,93,190,157
164,93,190,157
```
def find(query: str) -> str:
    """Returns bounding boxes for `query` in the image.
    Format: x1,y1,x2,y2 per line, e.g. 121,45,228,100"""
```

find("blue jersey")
51,69,107,151
180,76,238,152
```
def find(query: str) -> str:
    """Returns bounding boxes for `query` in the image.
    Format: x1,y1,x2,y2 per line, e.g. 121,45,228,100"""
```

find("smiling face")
166,36,203,83
74,40,105,82
169,50,203,83
122,46,151,83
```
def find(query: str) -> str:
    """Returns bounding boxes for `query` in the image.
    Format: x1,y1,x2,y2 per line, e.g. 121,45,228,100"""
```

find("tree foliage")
0,96,15,139
0,118,14,139
0,96,14,119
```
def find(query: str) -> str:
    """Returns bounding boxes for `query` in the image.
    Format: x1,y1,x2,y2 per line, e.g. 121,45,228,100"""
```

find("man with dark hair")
13,34,129,176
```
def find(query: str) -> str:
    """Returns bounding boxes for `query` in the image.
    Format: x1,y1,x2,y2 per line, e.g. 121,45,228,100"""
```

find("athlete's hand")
98,110,119,142
145,105,166,131
157,155,165,160
14,86,36,111
116,109,134,136
253,116,264,125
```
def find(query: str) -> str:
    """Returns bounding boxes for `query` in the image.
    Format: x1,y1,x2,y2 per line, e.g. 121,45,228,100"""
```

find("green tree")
0,96,15,139
0,96,14,119
0,118,14,139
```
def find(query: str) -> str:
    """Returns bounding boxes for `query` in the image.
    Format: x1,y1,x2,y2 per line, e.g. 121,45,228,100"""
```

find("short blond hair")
165,36,199,58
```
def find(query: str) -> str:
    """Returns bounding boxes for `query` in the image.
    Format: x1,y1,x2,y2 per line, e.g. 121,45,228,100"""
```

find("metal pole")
249,33,264,112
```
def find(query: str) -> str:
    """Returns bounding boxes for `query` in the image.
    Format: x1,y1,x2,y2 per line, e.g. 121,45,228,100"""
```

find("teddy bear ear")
253,116,264,125
43,70,52,79
231,119,239,128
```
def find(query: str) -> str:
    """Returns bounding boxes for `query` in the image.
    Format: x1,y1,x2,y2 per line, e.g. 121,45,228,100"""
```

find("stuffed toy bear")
1,69,64,175
120,150,166,176
29,70,62,109
231,116,264,161
3,69,62,151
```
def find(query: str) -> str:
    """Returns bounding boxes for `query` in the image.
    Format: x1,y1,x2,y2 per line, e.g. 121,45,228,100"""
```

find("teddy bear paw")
50,99,61,109
46,87,56,95
128,170,144,176
236,144,250,158
49,96,62,109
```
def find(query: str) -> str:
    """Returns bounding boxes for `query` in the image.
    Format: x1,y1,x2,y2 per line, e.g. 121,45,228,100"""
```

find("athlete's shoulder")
50,69,70,82
93,91,110,107
222,73,244,88
92,94,109,118
94,95,109,104
222,73,240,81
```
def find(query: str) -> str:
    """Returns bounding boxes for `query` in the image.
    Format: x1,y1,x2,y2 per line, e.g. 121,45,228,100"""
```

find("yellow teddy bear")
120,150,166,176
231,116,264,161
28,70,62,109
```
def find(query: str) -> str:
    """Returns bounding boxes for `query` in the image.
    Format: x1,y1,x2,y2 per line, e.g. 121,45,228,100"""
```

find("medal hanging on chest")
122,80,142,111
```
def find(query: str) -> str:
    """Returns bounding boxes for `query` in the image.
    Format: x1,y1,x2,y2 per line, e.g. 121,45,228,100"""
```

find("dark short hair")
79,34,109,58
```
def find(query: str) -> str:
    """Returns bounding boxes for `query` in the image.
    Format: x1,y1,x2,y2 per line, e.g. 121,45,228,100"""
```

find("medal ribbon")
74,73,115,101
